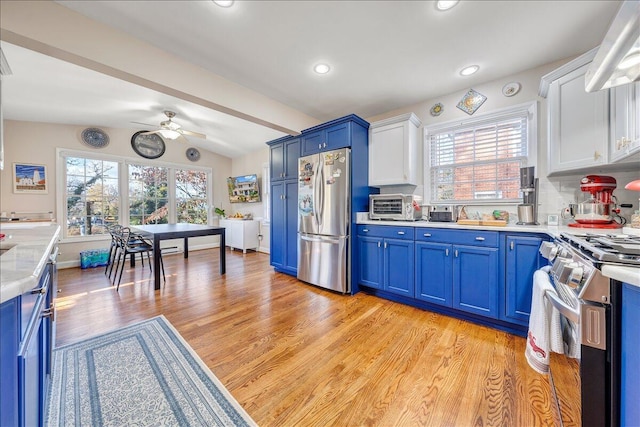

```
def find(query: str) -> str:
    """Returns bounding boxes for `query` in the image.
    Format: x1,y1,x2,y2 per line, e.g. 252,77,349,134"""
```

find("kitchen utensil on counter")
567,175,624,229
516,166,539,225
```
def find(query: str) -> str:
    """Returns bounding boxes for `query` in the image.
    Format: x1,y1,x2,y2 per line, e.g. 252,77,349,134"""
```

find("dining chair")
112,227,165,291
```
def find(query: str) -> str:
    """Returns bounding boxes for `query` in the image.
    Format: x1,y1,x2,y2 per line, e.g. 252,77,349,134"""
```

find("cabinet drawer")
415,228,498,247
356,225,413,240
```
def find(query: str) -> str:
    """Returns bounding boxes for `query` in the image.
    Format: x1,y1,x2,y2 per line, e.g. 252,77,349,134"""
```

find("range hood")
585,0,640,92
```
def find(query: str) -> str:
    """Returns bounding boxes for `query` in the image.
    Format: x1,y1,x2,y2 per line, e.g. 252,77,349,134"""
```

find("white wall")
0,120,233,266
230,147,271,253
366,57,639,225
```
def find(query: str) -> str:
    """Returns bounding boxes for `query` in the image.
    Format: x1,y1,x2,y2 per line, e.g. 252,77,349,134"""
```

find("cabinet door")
369,120,417,186
0,299,19,427
301,123,351,156
384,238,414,297
284,180,299,272
505,236,544,326
19,296,46,427
301,131,323,156
284,137,300,179
270,182,285,269
610,82,640,162
621,283,640,427
453,245,499,318
324,122,350,151
270,142,284,181
358,236,383,289
415,242,452,307
548,63,609,173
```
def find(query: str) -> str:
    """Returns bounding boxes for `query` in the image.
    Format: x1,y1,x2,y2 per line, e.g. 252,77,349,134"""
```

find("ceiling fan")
133,110,206,141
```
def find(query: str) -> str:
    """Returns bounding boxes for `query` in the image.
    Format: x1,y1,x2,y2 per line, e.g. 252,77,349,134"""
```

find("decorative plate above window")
186,147,201,162
81,127,110,148
131,131,166,159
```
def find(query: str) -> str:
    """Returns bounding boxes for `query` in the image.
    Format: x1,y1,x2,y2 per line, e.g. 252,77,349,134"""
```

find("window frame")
56,148,213,242
423,101,537,205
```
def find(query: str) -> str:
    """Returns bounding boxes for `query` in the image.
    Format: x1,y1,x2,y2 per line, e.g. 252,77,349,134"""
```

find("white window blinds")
428,105,533,204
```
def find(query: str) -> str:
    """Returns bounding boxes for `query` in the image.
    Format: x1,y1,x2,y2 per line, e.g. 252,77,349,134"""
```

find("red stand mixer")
567,175,623,229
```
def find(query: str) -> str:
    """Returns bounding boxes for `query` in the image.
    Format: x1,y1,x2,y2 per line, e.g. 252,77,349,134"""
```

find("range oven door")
545,271,618,427
544,275,582,426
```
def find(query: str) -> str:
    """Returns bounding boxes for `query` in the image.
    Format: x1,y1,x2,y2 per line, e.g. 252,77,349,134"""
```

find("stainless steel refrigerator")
297,148,350,293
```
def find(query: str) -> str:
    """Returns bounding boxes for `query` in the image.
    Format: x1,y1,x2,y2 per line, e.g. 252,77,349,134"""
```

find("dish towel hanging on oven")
525,266,565,374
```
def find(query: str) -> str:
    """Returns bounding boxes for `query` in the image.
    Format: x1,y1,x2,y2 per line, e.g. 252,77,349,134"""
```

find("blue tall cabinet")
267,114,372,293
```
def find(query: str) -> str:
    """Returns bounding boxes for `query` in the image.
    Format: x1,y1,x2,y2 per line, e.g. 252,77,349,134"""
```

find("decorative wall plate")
81,127,110,148
186,147,201,162
430,103,444,116
502,82,521,97
131,131,166,159
456,88,487,115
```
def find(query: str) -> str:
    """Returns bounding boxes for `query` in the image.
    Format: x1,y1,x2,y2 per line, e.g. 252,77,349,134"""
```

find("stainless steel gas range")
537,232,639,426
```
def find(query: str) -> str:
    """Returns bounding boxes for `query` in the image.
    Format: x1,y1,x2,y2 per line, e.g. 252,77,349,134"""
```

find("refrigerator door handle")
300,234,344,244
314,160,323,229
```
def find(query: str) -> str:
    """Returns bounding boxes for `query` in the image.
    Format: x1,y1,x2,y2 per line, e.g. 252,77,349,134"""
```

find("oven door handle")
546,292,580,323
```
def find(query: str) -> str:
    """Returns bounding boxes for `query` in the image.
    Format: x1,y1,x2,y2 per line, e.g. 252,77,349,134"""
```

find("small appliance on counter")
516,166,539,225
369,194,422,221
565,175,625,229
427,205,458,222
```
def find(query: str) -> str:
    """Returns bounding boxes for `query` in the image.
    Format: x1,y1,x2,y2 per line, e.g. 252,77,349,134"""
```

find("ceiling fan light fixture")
159,129,181,140
460,65,480,76
212,0,234,7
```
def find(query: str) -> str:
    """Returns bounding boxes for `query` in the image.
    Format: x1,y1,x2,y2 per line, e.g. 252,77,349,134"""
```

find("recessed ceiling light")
460,65,480,76
213,0,234,7
314,63,331,74
436,0,459,11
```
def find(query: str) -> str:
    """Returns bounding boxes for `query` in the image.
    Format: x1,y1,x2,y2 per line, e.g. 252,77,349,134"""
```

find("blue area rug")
46,316,256,427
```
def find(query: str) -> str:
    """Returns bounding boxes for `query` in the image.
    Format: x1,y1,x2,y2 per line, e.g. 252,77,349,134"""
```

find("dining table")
131,223,226,290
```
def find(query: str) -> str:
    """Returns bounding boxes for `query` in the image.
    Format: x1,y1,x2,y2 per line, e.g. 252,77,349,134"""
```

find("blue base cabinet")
0,257,55,427
453,245,499,318
621,283,640,426
359,226,547,334
504,235,546,326
357,225,414,297
416,242,453,306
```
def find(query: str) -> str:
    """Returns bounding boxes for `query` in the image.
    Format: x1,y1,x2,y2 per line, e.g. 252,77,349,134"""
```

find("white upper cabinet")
609,81,640,162
368,113,422,186
546,62,609,174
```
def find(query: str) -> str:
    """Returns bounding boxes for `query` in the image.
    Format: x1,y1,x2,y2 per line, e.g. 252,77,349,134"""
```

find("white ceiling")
1,0,622,158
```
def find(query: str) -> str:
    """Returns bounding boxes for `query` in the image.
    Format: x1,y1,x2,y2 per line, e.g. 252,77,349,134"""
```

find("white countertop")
356,217,625,238
0,223,61,304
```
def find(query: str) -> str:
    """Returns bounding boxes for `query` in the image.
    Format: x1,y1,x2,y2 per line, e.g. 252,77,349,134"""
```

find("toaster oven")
427,205,458,222
369,194,422,221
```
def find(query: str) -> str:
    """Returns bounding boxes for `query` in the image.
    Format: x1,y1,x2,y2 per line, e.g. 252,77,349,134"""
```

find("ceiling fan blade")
179,129,207,139
140,130,164,136
131,121,158,128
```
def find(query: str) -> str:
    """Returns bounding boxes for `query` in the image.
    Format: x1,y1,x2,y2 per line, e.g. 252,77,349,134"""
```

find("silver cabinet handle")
455,249,459,257
384,242,387,249
510,241,514,250
445,248,449,256
397,231,405,235
475,237,485,241
423,233,431,237
377,241,381,248
362,228,368,232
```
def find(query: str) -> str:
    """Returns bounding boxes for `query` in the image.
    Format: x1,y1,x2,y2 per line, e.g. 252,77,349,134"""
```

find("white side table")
219,219,259,253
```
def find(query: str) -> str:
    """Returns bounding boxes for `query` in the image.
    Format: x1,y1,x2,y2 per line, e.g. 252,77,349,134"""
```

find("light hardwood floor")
55,248,560,426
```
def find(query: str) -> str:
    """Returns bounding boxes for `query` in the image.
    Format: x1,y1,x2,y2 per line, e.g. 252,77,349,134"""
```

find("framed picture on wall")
13,163,48,194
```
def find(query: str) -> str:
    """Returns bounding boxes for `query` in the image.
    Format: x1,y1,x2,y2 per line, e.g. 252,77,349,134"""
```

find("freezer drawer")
297,234,348,293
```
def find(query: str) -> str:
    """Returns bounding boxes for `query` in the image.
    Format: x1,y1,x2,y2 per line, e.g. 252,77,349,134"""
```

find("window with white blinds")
427,102,536,204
